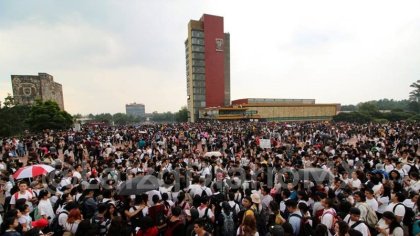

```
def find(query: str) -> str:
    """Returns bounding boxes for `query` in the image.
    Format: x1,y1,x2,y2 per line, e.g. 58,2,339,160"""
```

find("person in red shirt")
136,216,158,236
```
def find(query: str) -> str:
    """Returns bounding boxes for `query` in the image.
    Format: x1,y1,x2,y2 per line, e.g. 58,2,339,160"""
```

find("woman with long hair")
63,208,83,235
105,203,120,220
334,221,350,236
376,211,404,236
388,170,402,183
376,185,391,219
237,214,258,236
107,216,131,236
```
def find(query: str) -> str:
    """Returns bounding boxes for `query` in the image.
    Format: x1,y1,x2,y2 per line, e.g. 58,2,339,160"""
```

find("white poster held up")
260,139,271,149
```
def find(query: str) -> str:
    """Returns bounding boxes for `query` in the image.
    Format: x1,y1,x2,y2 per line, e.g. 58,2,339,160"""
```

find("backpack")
51,211,68,236
221,211,235,236
81,198,96,220
393,203,415,226
152,205,167,231
359,203,378,228
349,220,364,229
253,206,268,236
201,187,208,197
91,216,110,236
289,214,315,236
321,210,338,235
33,206,42,220
130,206,144,230
13,189,35,202
203,207,214,233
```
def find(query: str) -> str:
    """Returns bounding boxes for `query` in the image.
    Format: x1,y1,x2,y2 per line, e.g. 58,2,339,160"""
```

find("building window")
192,67,205,73
192,53,204,59
191,38,204,45
192,30,204,38
192,45,204,52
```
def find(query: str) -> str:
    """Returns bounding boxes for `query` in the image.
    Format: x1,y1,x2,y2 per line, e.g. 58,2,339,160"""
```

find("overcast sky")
1,0,419,115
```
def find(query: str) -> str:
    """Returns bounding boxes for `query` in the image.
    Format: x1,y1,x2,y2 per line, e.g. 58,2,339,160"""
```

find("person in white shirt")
320,198,336,236
385,192,405,224
402,191,418,212
376,211,404,236
348,172,361,191
341,171,350,185
376,185,391,217
10,182,34,210
343,208,370,236
261,186,273,209
365,189,379,212
72,164,83,180
395,162,407,177
225,192,241,214
384,159,395,173
354,191,369,222
197,196,214,222
37,190,55,221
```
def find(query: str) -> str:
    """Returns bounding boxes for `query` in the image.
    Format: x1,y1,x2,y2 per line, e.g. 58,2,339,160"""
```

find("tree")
341,105,357,112
93,113,113,124
0,104,31,136
357,102,382,119
175,106,188,122
26,100,73,132
3,94,15,108
408,101,420,113
113,113,131,125
333,112,372,123
409,80,420,102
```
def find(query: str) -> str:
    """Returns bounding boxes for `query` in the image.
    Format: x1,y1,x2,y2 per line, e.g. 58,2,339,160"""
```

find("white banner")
260,139,271,149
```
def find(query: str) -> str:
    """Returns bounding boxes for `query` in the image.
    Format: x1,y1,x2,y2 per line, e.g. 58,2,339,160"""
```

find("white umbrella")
204,151,222,157
13,164,55,179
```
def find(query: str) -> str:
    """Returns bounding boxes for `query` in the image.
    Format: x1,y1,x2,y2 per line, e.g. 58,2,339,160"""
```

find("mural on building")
11,73,65,110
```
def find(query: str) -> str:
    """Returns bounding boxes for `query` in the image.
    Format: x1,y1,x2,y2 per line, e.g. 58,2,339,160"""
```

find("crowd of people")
0,121,419,236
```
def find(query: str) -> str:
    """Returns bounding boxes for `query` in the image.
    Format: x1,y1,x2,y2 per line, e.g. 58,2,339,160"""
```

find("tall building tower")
185,14,230,122
125,102,145,117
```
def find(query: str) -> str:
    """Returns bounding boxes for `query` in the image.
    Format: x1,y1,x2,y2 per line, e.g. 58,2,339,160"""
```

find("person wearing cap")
28,218,53,236
343,208,369,236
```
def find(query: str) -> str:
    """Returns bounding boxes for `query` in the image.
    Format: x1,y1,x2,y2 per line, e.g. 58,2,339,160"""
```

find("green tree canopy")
175,106,188,122
26,100,73,132
409,80,420,102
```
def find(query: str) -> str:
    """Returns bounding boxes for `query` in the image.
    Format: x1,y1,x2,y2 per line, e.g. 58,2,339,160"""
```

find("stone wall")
11,75,42,106
11,73,65,110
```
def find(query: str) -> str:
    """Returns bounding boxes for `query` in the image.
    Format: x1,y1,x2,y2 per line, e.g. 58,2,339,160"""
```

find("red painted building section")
202,14,225,108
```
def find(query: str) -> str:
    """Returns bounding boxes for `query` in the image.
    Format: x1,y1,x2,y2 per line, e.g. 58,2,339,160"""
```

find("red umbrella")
13,164,55,179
